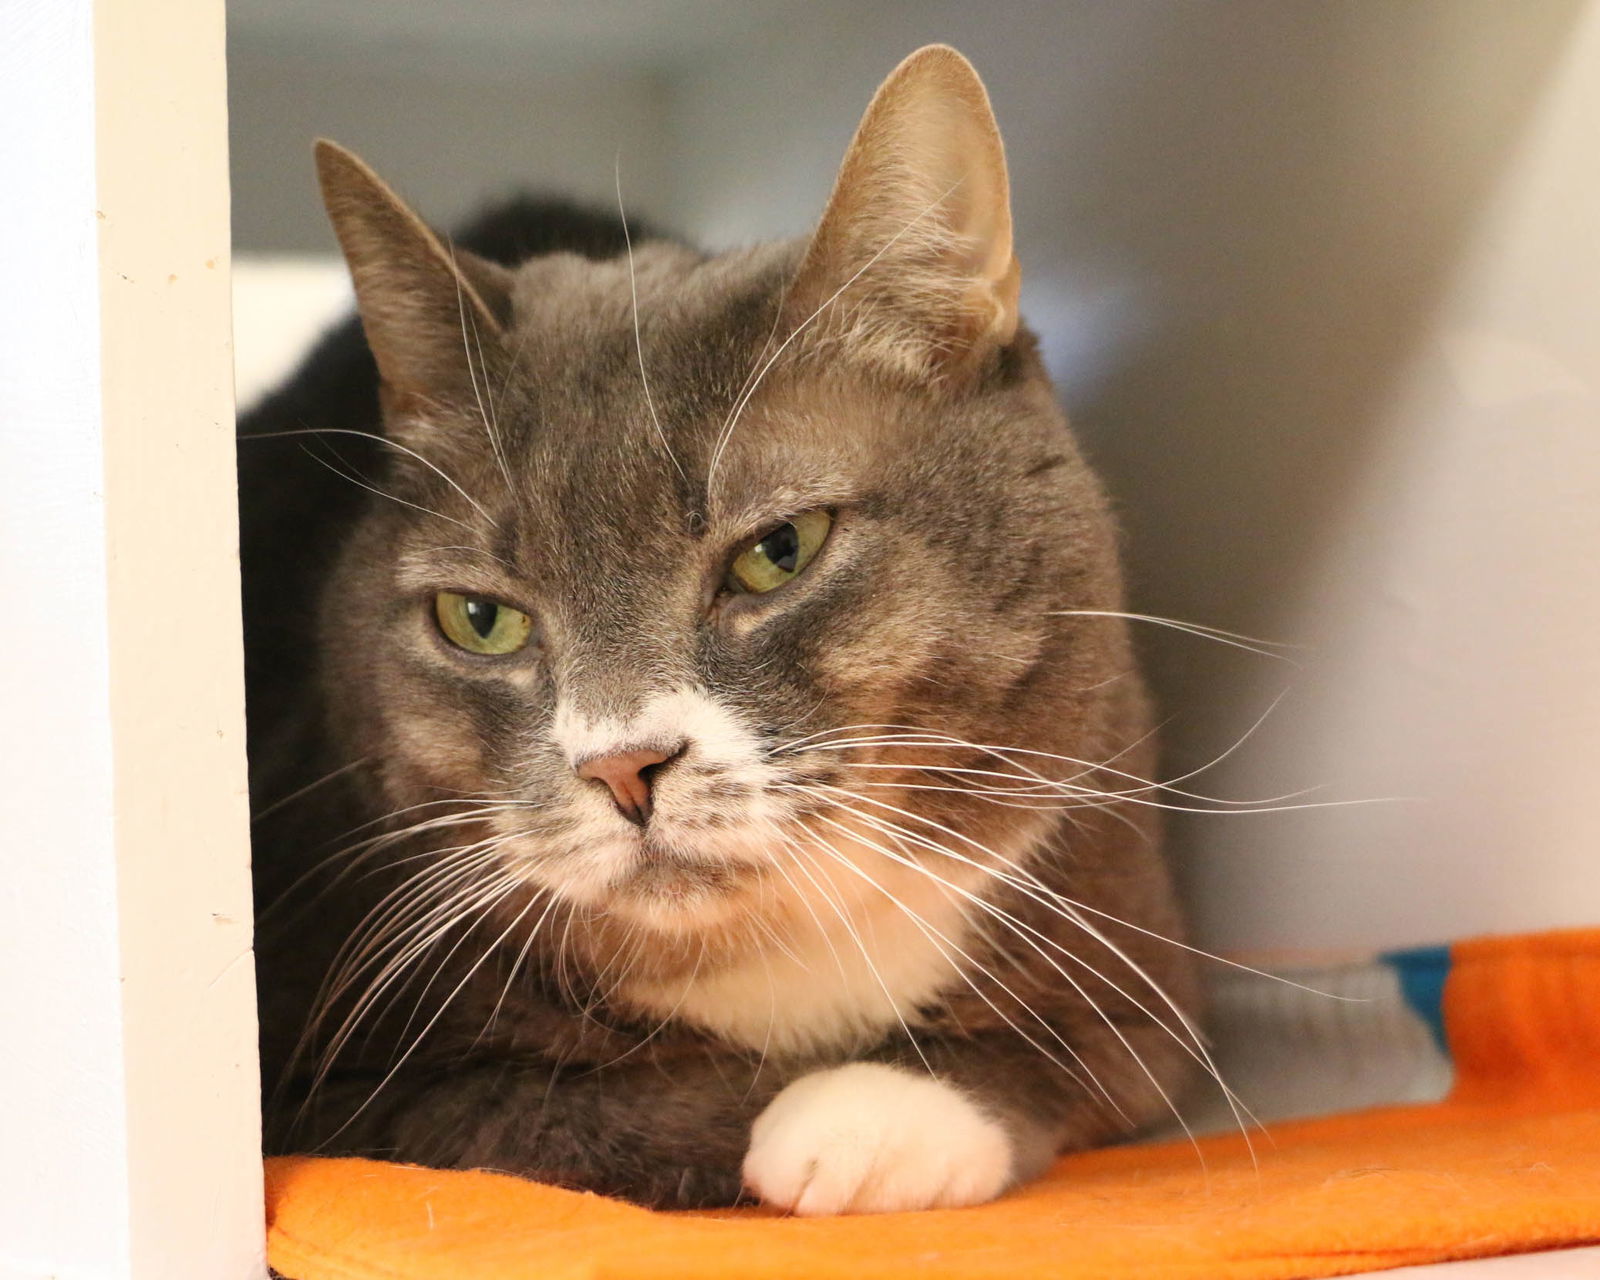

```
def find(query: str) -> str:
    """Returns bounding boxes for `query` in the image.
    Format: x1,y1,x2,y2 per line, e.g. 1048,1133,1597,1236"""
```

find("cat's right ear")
787,45,1021,383
314,140,513,410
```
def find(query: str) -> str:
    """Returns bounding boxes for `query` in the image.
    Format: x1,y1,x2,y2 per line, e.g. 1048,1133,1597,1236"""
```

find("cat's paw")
743,1062,1013,1215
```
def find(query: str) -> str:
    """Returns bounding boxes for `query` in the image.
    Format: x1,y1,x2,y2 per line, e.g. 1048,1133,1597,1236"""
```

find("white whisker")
773,832,935,1078
446,237,517,498
253,756,371,824
1046,609,1303,665
802,804,1210,1154
615,157,687,484
801,778,1356,1001
292,441,474,531
782,720,1390,815
706,179,963,488
784,827,1117,1114
247,427,499,526
322,877,545,1143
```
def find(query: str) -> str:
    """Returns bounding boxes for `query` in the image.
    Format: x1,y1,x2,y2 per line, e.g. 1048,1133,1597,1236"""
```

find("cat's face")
314,49,1133,965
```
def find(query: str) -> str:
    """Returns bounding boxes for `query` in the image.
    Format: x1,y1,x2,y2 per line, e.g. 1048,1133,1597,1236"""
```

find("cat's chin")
537,838,760,935
608,894,744,936
603,855,755,933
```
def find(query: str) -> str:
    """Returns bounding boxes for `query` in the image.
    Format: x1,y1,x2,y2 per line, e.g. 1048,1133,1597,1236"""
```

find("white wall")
1,4,130,1274
227,30,681,252
1187,1,1600,950
232,256,351,409
227,0,1600,953
2,2,262,1276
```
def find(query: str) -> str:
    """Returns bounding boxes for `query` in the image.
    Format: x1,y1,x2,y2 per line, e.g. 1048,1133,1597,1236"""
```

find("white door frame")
1,2,264,1277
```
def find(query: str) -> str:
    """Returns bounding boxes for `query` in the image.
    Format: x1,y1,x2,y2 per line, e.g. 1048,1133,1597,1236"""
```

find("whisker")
385,876,547,1053
245,427,498,527
842,771,1325,815
292,440,474,531
784,828,1117,1115
327,846,509,999
794,774,1331,1160
805,784,1231,1060
281,849,519,1124
800,778,1356,1001
477,891,563,1047
295,822,530,1028
308,865,522,1082
253,756,371,824
781,721,1385,814
445,236,517,498
259,801,535,925
318,873,541,1143
803,805,1209,1154
705,179,964,488
306,845,512,1054
774,832,935,1078
615,156,687,484
1045,609,1303,665
765,837,854,989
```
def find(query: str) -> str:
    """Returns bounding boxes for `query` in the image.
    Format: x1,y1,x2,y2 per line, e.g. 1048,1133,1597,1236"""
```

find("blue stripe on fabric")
1382,945,1451,1057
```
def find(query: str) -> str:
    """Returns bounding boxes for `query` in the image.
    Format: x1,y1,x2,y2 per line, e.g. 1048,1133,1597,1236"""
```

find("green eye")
726,509,833,594
434,591,534,655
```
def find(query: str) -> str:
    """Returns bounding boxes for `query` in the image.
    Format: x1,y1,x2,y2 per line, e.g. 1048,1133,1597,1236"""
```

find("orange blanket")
266,930,1600,1280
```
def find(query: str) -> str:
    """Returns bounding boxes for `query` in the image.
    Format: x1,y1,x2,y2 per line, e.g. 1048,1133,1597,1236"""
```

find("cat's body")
244,46,1197,1214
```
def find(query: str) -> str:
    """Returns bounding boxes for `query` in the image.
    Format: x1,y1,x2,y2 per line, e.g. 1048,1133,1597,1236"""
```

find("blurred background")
227,0,1600,957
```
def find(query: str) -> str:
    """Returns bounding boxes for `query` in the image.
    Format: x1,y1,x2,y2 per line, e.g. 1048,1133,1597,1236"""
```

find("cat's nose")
576,743,685,826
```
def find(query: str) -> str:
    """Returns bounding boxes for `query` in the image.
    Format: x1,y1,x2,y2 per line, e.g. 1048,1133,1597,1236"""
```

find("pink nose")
576,745,682,825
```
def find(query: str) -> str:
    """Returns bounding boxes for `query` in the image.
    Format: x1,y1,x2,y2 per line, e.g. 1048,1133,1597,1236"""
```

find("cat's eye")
434,591,534,655
726,509,833,595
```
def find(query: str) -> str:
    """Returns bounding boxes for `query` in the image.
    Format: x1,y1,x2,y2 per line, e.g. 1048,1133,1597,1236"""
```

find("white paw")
743,1062,1014,1215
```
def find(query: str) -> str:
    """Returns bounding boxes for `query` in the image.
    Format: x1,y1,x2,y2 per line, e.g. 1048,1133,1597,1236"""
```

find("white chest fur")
618,875,977,1056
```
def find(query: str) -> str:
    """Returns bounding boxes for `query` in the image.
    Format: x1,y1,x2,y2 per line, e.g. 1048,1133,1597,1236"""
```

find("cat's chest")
615,887,976,1057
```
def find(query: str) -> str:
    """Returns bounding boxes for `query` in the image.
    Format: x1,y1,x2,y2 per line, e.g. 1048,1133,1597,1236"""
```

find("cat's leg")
742,1024,1190,1215
287,1052,781,1209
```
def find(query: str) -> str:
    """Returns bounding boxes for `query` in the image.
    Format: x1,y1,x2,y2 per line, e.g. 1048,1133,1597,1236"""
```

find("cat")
241,44,1200,1215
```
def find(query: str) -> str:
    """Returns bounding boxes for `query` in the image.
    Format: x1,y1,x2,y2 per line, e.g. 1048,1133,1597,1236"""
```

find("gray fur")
244,59,1196,1212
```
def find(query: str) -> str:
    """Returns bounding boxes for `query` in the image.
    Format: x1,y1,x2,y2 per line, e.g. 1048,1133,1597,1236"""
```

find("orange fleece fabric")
265,929,1600,1280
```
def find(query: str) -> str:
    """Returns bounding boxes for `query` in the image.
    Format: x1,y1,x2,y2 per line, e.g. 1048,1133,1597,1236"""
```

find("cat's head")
313,47,1139,965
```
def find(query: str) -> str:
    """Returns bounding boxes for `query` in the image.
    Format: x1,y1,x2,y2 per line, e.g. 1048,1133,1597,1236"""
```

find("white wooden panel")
0,0,263,1276
0,2,130,1275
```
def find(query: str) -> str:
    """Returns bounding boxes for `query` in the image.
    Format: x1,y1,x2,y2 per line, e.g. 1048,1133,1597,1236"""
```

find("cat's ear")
789,45,1021,380
314,139,514,408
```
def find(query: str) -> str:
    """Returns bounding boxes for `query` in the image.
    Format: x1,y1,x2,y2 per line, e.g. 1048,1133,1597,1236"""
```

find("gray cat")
242,44,1198,1214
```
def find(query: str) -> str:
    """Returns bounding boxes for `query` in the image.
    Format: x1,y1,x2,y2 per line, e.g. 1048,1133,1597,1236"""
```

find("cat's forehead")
485,239,868,516
503,239,797,367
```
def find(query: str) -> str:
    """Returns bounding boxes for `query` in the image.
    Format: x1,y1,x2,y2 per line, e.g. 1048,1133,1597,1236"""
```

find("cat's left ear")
788,45,1021,381
314,139,514,410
